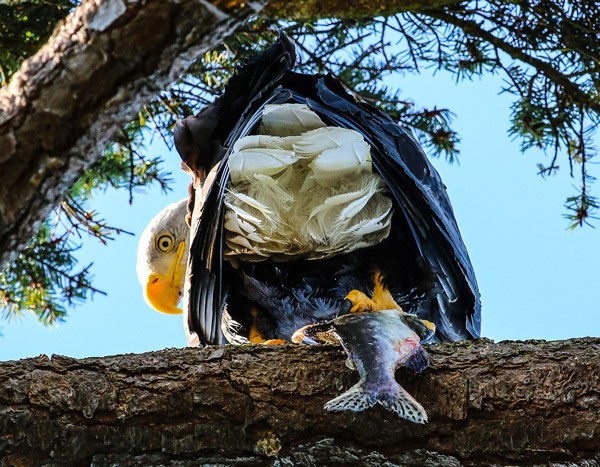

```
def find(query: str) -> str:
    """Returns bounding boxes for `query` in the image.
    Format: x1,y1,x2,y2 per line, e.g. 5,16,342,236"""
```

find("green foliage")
72,122,173,205
421,0,599,228
0,223,103,326
1,0,598,325
0,0,75,85
0,127,174,325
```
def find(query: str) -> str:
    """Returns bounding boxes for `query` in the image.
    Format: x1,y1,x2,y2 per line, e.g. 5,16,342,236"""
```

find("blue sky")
1,67,598,362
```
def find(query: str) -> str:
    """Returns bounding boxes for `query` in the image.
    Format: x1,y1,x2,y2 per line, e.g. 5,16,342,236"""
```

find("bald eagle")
164,35,480,346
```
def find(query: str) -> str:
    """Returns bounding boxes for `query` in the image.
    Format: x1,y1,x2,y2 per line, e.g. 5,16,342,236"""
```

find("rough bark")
1,338,598,466
0,0,474,265
263,0,460,20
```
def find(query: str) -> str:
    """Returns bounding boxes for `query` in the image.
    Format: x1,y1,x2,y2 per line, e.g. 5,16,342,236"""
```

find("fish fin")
324,382,377,412
378,385,428,424
325,381,428,424
404,345,430,374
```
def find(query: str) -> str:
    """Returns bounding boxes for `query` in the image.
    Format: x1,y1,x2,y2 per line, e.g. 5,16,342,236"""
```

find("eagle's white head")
136,198,189,315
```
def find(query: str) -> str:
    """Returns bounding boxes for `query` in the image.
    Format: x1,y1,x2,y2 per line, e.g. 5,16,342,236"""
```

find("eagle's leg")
344,272,403,313
247,308,266,344
371,272,402,310
246,307,287,345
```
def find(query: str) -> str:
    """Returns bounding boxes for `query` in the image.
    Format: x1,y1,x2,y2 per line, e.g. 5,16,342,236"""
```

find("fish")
292,309,435,424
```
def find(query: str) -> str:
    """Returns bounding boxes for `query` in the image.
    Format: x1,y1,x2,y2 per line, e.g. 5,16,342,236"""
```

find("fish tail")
324,381,428,424
324,382,378,412
378,385,428,424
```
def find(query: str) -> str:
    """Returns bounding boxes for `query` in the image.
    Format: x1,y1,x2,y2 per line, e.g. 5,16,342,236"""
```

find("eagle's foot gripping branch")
344,272,402,313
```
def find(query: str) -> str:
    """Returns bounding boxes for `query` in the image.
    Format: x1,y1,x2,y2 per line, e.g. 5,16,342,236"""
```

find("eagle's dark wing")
295,75,480,340
176,36,481,346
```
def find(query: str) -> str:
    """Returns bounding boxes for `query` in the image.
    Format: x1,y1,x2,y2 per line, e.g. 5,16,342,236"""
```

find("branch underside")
1,338,598,466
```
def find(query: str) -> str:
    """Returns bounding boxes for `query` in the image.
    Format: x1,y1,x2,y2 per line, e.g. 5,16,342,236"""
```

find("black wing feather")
180,36,297,345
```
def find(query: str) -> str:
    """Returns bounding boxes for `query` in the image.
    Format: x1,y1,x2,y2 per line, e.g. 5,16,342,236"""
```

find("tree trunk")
1,338,598,466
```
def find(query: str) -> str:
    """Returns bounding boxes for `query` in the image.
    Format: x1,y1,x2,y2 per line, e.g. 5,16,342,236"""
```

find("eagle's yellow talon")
344,290,376,313
421,319,436,333
344,272,403,313
263,339,287,345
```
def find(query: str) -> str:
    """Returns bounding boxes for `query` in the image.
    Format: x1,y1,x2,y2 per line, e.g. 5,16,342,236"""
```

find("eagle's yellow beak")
144,241,186,315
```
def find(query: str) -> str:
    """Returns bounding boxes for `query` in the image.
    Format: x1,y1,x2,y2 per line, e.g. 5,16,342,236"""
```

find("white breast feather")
310,141,372,186
293,127,364,155
224,104,393,261
228,148,297,182
259,104,327,136
232,134,300,152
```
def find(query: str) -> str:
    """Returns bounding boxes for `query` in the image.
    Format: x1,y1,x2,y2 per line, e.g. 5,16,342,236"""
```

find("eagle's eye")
156,233,175,253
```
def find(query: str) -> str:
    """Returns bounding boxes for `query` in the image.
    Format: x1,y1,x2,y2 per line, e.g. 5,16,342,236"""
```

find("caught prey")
293,309,435,424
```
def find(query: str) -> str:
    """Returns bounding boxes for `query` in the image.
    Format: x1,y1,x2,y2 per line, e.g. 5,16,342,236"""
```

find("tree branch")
1,338,598,465
425,9,600,115
263,0,464,22
0,0,267,264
